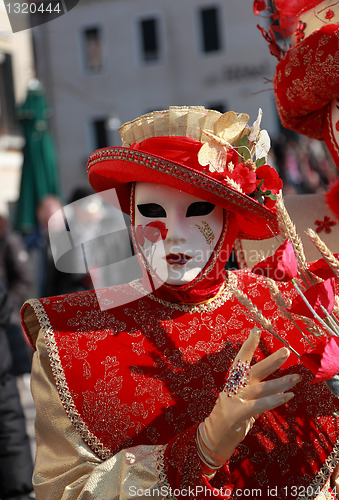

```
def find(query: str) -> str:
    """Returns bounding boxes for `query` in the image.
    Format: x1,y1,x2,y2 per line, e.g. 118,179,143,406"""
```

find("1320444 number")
5,3,61,14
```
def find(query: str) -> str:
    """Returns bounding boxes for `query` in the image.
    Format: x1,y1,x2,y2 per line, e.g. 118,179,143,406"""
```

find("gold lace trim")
297,440,339,500
129,272,237,313
26,298,114,461
155,445,178,500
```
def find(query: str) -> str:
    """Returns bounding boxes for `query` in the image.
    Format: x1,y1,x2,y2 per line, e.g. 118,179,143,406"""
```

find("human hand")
196,327,301,473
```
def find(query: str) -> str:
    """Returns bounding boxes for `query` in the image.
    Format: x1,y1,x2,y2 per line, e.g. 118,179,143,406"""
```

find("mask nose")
165,212,187,245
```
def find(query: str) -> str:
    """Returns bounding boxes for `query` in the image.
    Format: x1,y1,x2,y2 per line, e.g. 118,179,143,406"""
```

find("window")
83,27,103,72
92,119,108,149
200,7,222,53
140,18,159,62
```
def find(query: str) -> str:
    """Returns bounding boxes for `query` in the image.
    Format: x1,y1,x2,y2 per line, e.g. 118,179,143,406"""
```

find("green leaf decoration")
237,134,251,161
257,179,264,191
237,135,249,147
259,188,277,201
255,157,266,168
238,146,251,161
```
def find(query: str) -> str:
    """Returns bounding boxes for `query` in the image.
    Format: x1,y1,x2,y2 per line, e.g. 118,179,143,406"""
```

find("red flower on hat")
264,197,277,210
256,165,283,195
136,221,168,246
287,278,336,319
226,163,257,194
301,336,339,382
252,240,298,282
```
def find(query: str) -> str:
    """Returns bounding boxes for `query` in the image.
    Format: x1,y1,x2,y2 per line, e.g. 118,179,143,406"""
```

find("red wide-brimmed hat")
87,107,282,240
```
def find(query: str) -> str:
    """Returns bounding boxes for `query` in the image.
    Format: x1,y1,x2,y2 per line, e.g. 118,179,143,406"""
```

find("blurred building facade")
0,4,34,209
31,0,279,199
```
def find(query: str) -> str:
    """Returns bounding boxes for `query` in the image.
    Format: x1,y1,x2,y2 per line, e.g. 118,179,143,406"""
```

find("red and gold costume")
22,107,339,499
21,271,339,499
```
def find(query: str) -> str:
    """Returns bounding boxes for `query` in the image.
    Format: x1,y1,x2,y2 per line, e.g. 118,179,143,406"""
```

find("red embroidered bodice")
22,270,339,499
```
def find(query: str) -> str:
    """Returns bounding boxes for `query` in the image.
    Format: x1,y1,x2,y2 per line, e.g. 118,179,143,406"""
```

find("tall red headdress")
255,0,339,220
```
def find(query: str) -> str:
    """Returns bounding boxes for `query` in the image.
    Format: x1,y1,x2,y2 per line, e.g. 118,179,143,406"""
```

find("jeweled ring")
223,360,251,397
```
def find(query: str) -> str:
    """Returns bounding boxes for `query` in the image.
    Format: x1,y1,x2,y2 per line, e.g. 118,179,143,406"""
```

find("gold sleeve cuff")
31,331,172,499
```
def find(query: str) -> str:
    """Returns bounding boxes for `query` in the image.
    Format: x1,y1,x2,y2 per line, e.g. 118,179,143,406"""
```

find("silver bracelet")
196,424,222,471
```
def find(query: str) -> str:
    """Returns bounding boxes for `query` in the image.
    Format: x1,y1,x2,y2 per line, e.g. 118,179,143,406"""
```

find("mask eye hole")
186,202,215,217
137,203,166,218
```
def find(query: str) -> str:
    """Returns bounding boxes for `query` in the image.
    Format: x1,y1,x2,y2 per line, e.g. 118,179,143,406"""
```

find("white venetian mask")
134,182,224,285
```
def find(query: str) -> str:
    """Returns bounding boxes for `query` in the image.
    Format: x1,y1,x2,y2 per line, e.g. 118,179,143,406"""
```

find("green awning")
15,82,61,233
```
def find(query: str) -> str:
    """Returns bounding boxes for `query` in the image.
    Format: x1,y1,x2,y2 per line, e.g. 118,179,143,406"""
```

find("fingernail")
285,393,295,401
289,374,301,383
250,327,261,339
280,347,290,358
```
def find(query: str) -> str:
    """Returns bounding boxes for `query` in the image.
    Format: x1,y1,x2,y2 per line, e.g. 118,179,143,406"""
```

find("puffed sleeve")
31,330,233,500
32,329,172,498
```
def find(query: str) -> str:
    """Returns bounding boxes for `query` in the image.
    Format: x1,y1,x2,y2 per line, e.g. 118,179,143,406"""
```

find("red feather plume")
254,0,323,38
273,0,323,36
